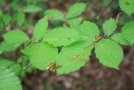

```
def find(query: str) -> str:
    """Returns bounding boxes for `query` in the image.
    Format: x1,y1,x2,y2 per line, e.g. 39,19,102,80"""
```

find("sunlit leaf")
95,39,124,69
0,68,22,90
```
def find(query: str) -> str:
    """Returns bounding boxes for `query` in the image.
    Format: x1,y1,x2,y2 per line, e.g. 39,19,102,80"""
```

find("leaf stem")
116,12,123,24
23,63,32,71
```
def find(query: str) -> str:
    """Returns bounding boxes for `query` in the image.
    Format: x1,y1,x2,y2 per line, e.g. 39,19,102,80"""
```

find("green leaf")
9,1,19,11
66,17,83,29
17,56,35,74
20,70,26,78
101,0,112,7
29,42,58,70
0,0,4,6
3,30,29,46
0,58,14,68
10,64,21,75
111,33,130,45
102,18,117,36
0,22,4,28
67,3,86,19
79,21,100,41
0,68,22,90
56,41,93,75
0,11,3,18
13,12,25,26
1,30,29,53
21,45,31,55
2,14,12,26
23,5,43,13
121,21,134,45
0,42,19,54
119,0,134,15
0,58,21,75
118,14,134,25
43,27,81,47
44,9,64,21
33,17,48,41
95,39,124,69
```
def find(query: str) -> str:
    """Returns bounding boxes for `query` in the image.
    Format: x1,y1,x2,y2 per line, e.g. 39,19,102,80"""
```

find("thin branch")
116,12,123,24
23,63,32,71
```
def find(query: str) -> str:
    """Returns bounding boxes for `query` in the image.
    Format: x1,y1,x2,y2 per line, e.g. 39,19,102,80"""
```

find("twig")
116,12,123,24
23,63,32,71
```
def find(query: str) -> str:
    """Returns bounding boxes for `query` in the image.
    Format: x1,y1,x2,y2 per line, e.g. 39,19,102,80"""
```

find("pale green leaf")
29,42,58,70
56,41,93,75
3,30,29,46
13,12,25,26
2,14,12,26
95,39,124,69
66,17,83,29
102,18,117,36
121,21,134,45
0,68,22,90
79,21,100,41
23,5,43,13
43,27,81,47
44,9,64,20
111,33,130,45
0,42,19,54
119,0,134,15
33,17,48,41
0,58,14,68
67,3,86,18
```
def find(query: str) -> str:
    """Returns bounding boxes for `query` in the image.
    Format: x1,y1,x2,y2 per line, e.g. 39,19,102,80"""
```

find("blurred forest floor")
1,0,134,90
